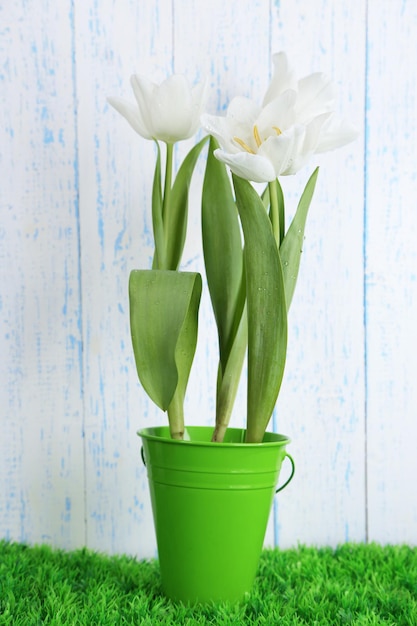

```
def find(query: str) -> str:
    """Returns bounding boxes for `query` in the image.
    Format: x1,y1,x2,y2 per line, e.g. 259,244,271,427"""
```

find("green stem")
162,142,174,221
167,390,184,440
155,142,174,270
269,179,280,245
152,141,165,270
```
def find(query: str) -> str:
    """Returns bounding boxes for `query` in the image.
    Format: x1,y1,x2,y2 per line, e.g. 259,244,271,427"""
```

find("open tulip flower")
201,52,357,183
109,53,357,443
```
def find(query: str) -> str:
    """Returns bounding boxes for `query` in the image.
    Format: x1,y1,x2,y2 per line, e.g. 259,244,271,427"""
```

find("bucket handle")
275,453,295,494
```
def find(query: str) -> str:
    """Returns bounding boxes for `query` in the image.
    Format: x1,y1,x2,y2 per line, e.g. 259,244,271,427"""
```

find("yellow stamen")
234,124,282,153
233,136,255,154
253,125,262,147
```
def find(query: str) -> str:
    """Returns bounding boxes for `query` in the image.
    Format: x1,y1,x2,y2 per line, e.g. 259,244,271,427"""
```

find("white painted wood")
74,0,175,557
0,1,85,548
268,0,367,547
1,0,417,556
366,0,417,544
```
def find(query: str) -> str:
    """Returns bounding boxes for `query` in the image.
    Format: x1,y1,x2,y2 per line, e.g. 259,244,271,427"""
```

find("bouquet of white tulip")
109,52,356,444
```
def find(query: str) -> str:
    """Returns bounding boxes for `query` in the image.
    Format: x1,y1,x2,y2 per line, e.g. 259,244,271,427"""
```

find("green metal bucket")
138,425,294,604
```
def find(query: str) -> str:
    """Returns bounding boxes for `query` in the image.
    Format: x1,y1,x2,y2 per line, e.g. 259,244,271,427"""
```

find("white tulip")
108,74,207,143
201,52,357,183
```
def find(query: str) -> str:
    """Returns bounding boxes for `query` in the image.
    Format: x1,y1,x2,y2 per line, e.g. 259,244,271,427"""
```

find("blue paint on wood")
345,462,352,493
43,128,54,144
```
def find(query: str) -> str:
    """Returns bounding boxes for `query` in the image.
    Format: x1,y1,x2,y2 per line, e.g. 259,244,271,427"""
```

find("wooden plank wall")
1,0,416,557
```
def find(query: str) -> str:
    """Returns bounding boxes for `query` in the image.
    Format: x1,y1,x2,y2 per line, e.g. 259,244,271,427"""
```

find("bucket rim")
137,425,291,448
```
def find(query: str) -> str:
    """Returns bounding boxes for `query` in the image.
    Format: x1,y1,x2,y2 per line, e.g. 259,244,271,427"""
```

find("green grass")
1,541,417,625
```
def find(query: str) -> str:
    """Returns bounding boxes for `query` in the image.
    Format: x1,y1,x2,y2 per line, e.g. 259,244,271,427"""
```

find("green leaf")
202,138,247,439
212,305,247,442
202,136,245,371
164,135,209,269
233,174,288,443
280,167,319,310
129,270,202,414
261,184,270,210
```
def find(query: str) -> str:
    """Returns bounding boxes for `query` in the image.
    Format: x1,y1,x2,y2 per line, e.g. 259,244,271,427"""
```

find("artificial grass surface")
1,541,416,625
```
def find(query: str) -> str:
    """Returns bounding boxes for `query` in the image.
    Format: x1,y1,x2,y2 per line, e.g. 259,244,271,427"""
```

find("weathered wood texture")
1,0,416,556
366,0,417,544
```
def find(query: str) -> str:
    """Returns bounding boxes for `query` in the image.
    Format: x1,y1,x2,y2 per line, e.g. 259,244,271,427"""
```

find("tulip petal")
258,132,295,177
226,97,262,153
201,113,239,152
296,72,336,122
151,75,194,141
214,148,276,183
275,114,330,175
107,96,152,138
281,126,311,175
127,73,206,143
315,115,359,152
263,51,296,105
227,96,261,126
302,112,331,152
257,90,297,134
130,75,156,137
